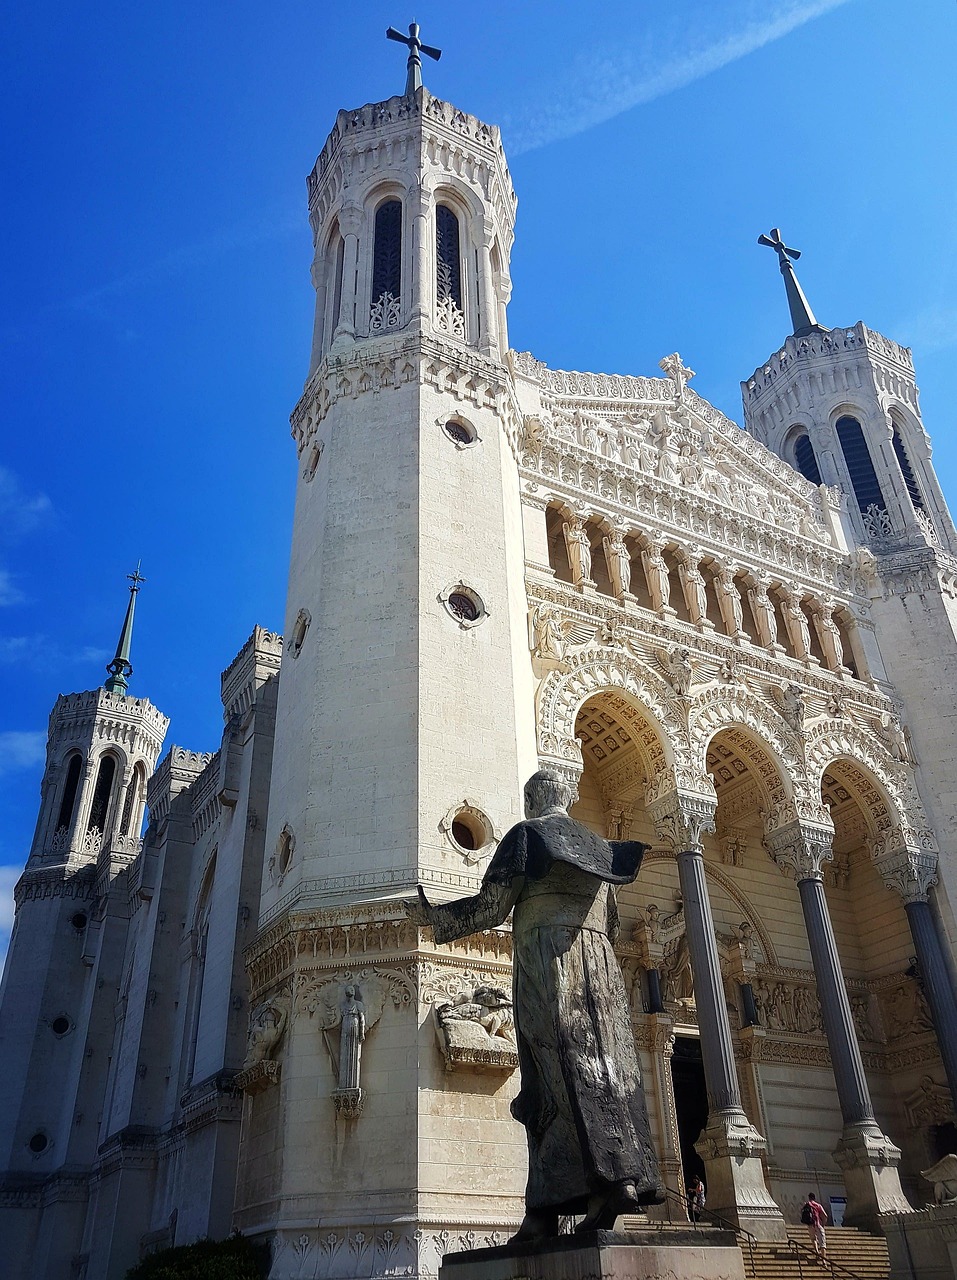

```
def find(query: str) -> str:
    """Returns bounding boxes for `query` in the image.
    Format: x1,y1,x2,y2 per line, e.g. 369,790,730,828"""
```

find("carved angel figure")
530,606,597,665
880,711,912,764
243,993,291,1070
602,532,632,597
922,1154,957,1205
657,647,694,697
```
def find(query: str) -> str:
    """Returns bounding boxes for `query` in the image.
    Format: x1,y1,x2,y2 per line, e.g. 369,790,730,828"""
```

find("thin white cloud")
0,570,24,608
0,730,46,776
0,865,20,978
0,635,110,672
504,0,853,155
0,467,51,544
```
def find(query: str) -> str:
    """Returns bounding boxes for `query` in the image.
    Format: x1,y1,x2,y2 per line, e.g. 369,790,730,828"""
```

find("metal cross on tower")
758,227,824,338
386,21,441,97
127,561,146,593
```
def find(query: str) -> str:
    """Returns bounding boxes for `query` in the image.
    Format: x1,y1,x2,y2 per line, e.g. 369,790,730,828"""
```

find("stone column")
650,790,786,1240
474,215,497,357
878,847,957,1109
769,822,911,1230
410,184,432,327
331,203,362,347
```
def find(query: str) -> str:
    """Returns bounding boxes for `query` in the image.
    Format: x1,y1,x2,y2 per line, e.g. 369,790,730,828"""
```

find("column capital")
874,845,939,904
337,203,364,237
766,820,835,882
649,790,717,854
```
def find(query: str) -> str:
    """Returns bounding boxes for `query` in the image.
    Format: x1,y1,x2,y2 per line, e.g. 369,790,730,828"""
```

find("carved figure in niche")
734,920,758,961
922,1155,957,1205
814,601,845,670
641,538,672,613
637,430,658,473
883,980,934,1036
410,769,663,1239
657,443,677,483
664,932,694,1006
563,518,594,586
602,531,632,597
793,985,820,1034
657,646,694,697
850,993,879,1043
644,902,661,943
716,566,745,636
677,553,709,625
304,975,390,1118
242,993,291,1070
781,591,812,661
748,579,778,647
676,442,702,486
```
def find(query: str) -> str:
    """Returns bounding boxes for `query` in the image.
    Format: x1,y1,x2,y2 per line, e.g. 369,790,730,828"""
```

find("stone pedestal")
833,1123,911,1232
884,1203,957,1280
438,1229,746,1280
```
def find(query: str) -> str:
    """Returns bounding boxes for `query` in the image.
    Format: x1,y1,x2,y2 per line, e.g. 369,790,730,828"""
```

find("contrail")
504,0,853,155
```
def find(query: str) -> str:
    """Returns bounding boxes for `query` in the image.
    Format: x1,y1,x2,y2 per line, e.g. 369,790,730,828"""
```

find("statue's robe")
427,814,660,1214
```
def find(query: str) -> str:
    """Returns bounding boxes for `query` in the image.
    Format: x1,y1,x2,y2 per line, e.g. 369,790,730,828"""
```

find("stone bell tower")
0,572,168,1257
743,230,957,1106
235,41,538,1278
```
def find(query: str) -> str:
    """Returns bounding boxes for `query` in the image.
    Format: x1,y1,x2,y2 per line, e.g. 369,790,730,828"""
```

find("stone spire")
758,227,826,338
104,565,145,695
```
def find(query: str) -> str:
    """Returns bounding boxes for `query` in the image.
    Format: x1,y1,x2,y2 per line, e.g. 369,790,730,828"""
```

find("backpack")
801,1203,814,1225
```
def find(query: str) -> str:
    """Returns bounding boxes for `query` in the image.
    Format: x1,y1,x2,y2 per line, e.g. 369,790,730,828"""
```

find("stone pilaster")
769,822,912,1230
649,791,786,1241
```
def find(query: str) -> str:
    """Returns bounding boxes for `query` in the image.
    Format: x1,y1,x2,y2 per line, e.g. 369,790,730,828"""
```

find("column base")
695,1109,787,1242
833,1122,912,1231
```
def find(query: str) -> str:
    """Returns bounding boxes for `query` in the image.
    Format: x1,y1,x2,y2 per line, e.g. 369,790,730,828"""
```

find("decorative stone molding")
648,790,717,854
874,846,939,904
765,821,835,882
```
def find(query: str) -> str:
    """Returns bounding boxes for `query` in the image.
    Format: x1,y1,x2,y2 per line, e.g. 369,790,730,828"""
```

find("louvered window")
836,416,885,515
56,755,82,832
435,206,462,308
371,200,402,304
87,756,116,834
892,429,925,512
793,434,822,485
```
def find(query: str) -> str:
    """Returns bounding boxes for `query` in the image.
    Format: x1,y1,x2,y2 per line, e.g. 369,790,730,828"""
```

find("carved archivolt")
536,649,687,789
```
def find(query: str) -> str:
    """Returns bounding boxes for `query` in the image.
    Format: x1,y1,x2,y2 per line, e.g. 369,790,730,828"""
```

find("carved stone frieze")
433,984,518,1073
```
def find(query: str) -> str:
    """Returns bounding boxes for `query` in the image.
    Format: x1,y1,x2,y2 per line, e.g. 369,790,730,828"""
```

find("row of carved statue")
538,511,857,675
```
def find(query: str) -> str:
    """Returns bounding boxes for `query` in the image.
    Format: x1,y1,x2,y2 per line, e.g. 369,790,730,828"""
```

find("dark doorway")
671,1036,708,1192
930,1121,957,1160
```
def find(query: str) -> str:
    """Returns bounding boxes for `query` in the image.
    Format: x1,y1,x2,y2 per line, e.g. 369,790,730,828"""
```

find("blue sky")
2,0,956,963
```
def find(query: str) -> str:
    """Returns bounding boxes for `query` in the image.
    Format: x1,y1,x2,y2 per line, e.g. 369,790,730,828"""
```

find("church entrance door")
671,1035,708,1192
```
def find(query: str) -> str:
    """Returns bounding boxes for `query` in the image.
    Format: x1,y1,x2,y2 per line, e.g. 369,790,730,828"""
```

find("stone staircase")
740,1227,890,1280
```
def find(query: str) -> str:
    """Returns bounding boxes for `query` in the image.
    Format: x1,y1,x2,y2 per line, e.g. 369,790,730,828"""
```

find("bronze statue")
411,770,663,1239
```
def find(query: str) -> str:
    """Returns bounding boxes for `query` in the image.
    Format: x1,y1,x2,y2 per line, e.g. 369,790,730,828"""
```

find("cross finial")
386,21,442,97
659,352,695,401
758,226,825,338
127,561,146,593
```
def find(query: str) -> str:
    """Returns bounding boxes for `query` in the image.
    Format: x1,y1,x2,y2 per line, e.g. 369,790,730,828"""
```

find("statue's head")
524,769,575,819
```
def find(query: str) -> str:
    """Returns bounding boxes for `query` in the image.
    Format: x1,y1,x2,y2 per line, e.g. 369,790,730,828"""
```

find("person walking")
686,1174,706,1223
801,1192,828,1262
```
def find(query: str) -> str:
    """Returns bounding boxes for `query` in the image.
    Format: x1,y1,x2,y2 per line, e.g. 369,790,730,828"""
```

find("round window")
443,803,495,863
51,1016,71,1037
451,819,477,851
440,584,486,629
71,912,88,932
277,826,295,875
28,1132,49,1154
443,419,476,446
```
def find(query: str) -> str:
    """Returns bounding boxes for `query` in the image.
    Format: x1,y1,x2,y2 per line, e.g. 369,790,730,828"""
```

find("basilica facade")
2,68,957,1280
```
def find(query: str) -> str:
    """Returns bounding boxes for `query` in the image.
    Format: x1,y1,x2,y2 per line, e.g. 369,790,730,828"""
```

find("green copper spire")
104,564,145,695
386,21,441,96
758,227,827,339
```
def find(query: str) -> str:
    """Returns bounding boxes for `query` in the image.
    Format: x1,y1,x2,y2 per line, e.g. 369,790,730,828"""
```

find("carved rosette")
766,821,835,882
648,790,716,854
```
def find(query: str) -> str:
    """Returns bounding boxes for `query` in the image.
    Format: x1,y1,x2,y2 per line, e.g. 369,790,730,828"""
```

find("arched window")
370,199,402,331
56,755,82,832
891,428,926,513
836,415,886,515
120,762,145,836
793,434,822,486
435,204,464,335
87,755,116,834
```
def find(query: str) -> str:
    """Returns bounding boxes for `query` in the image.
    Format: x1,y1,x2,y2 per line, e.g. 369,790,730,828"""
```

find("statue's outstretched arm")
414,878,523,944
